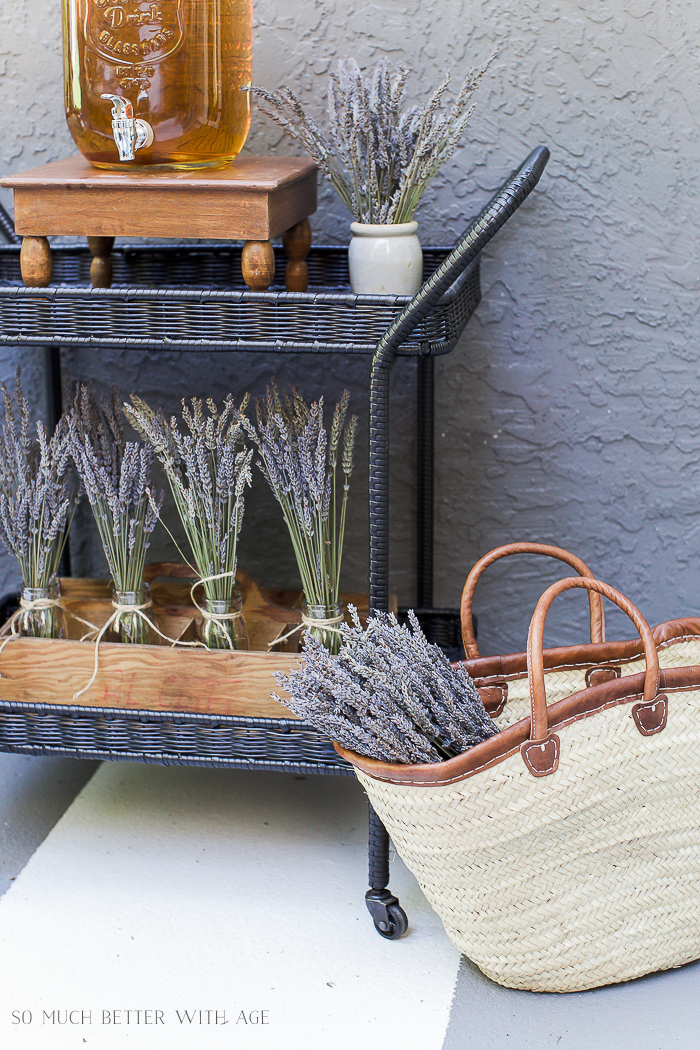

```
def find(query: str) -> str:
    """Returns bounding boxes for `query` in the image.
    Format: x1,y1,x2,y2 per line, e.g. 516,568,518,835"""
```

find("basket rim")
462,616,700,682
335,661,700,787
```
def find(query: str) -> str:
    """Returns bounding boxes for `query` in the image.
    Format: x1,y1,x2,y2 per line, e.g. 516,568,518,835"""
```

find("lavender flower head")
255,53,498,224
124,393,253,604
68,385,162,594
242,384,357,654
0,369,78,589
274,607,498,764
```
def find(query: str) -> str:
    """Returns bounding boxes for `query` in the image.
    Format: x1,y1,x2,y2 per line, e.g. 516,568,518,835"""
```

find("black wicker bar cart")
0,145,549,938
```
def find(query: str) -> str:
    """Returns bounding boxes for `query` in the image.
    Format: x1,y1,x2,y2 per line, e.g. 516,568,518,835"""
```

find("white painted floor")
4,755,700,1050
0,763,460,1050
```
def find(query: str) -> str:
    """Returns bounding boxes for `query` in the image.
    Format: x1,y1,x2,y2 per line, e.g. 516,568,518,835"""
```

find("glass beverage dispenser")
62,0,253,169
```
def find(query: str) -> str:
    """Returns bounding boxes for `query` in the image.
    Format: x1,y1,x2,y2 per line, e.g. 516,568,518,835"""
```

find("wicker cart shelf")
0,145,550,939
0,244,479,354
0,703,347,775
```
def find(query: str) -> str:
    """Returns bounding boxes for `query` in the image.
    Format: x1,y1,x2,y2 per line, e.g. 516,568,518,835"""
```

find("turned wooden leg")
241,239,275,291
20,236,52,288
88,236,115,288
283,218,311,292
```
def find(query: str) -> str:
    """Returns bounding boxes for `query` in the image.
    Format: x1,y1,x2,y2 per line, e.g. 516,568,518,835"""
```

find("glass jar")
61,0,253,170
198,589,248,650
303,601,344,656
106,583,158,644
18,581,68,640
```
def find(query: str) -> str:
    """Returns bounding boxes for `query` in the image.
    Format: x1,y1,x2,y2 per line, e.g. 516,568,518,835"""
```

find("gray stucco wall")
1,1,699,655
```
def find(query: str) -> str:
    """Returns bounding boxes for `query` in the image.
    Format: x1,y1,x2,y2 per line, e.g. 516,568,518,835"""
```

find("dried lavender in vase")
69,385,163,645
0,370,78,639
125,393,253,651
255,54,497,225
274,608,498,764
244,385,357,656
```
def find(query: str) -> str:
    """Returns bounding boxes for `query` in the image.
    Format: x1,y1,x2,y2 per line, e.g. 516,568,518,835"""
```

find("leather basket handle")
460,543,606,658
524,577,662,776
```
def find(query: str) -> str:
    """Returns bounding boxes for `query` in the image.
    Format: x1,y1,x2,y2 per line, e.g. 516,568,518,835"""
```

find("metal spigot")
101,94,154,162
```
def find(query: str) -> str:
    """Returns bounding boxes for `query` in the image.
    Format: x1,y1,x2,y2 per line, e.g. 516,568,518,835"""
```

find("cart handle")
373,145,550,362
369,146,551,615
0,203,20,245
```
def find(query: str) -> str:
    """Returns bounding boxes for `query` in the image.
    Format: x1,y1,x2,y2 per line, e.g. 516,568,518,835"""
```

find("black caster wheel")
374,902,409,939
365,889,409,939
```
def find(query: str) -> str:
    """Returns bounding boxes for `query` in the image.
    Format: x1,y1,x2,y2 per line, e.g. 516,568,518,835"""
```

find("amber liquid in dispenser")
62,0,253,169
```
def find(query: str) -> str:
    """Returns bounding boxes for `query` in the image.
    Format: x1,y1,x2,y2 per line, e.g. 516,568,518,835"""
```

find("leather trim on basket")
464,618,700,686
477,681,507,715
585,665,621,688
520,735,559,776
335,665,700,787
632,694,668,736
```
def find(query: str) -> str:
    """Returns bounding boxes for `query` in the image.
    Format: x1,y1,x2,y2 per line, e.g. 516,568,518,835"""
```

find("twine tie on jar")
0,595,99,663
190,571,244,651
268,611,345,651
73,594,205,701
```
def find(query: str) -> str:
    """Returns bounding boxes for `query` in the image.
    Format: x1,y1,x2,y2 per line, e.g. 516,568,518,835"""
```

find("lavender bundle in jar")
275,608,498,764
125,394,253,651
0,370,78,640
69,386,163,646
245,385,357,656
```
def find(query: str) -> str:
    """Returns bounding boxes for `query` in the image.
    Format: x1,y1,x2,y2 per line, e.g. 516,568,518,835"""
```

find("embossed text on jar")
62,0,253,169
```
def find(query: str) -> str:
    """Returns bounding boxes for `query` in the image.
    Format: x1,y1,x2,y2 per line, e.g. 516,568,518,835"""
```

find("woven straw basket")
462,543,700,731
337,577,700,993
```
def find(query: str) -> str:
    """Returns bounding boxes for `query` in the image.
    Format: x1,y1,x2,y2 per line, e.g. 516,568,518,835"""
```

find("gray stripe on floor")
0,753,99,897
442,953,700,1050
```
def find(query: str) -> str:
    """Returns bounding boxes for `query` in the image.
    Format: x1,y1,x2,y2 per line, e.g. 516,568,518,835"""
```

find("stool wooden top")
1,155,318,241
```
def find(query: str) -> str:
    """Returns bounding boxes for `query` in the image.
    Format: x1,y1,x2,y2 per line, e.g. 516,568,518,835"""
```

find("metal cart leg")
364,349,432,941
417,352,434,608
366,353,409,937
365,803,408,939
44,345,63,435
365,145,552,940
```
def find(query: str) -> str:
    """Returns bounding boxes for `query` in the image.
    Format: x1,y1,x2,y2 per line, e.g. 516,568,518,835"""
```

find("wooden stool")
1,155,317,293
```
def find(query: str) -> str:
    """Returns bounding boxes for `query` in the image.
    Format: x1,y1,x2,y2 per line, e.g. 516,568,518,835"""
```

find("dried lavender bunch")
243,385,357,655
0,370,78,590
254,54,497,224
124,393,253,605
68,385,162,595
274,607,498,764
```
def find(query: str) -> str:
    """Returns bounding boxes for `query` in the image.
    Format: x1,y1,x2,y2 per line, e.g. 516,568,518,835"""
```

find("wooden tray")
0,568,376,720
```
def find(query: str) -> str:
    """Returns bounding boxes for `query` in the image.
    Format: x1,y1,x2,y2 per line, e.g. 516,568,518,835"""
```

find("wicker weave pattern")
357,687,700,992
490,638,700,730
0,702,352,776
0,245,480,355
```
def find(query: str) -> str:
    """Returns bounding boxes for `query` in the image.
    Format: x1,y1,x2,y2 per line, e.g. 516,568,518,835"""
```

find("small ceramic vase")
348,221,423,296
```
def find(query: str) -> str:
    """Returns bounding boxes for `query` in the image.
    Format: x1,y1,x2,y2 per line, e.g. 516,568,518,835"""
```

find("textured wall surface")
1,1,699,655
